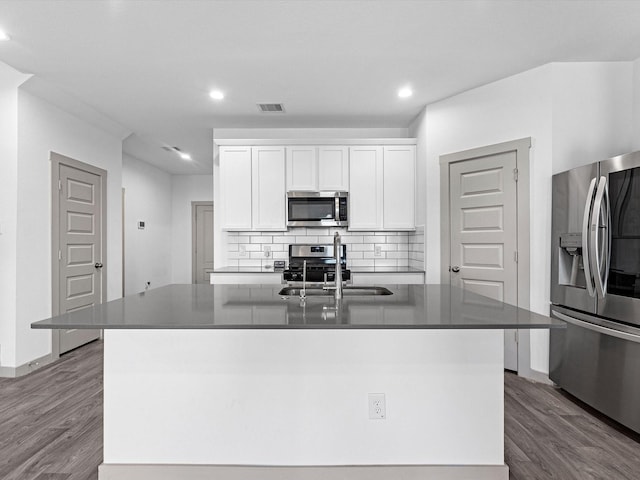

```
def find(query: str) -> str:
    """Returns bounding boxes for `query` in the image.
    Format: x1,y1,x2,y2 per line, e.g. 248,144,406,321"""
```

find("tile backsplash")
226,226,425,269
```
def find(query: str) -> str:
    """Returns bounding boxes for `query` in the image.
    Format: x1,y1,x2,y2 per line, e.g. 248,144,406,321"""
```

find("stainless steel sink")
278,286,393,296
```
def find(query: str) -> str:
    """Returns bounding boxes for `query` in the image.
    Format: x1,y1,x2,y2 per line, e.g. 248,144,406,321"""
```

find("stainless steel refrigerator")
550,151,640,433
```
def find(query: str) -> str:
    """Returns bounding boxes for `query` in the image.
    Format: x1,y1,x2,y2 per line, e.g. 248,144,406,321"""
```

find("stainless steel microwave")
286,191,348,228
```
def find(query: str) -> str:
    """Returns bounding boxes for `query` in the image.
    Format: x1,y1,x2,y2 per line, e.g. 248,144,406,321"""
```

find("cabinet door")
349,146,383,230
318,146,349,191
383,146,415,230
219,146,252,230
286,146,317,191
252,146,286,231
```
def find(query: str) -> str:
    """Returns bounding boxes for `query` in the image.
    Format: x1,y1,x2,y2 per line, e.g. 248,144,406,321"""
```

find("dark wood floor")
1,341,639,480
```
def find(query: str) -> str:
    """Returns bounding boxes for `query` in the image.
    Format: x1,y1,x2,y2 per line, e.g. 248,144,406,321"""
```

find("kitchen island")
33,284,563,480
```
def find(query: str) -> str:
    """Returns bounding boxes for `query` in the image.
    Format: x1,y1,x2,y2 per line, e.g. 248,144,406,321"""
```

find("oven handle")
582,177,597,297
590,176,610,299
551,310,640,344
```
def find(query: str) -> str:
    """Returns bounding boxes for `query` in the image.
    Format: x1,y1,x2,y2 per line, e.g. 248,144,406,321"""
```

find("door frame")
51,152,107,359
439,137,539,380
191,201,214,284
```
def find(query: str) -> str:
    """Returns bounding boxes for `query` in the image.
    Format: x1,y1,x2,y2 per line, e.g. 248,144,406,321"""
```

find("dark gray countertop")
212,267,284,273
212,266,425,274
32,284,563,330
350,266,425,274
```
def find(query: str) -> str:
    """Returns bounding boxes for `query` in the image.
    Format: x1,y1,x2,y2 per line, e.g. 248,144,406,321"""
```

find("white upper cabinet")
286,146,349,191
252,146,286,231
286,146,317,191
219,141,413,232
383,146,416,230
349,146,383,230
348,145,416,231
219,146,286,231
318,146,349,191
219,146,252,230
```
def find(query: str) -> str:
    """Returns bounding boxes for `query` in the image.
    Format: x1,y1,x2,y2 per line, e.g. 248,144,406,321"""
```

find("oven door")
598,151,640,327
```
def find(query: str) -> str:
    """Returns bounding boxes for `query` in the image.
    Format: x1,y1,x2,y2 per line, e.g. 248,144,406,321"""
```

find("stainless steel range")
283,244,350,283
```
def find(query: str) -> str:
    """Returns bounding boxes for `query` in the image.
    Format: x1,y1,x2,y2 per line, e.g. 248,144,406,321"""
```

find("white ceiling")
1,0,640,174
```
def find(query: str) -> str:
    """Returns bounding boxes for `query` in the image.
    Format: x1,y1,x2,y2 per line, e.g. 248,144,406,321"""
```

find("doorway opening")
192,202,214,284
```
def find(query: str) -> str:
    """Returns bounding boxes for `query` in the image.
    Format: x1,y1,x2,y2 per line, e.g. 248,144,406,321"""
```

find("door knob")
450,266,460,273
95,262,103,269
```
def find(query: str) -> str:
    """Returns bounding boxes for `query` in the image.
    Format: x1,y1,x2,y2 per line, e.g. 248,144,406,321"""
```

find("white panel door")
286,146,317,191
219,147,252,230
318,146,349,191
449,151,519,370
58,163,102,354
348,146,383,230
252,146,286,231
193,203,214,284
383,146,415,230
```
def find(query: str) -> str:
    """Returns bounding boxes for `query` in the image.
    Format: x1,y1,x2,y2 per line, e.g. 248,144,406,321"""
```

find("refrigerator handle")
551,310,640,344
590,176,609,299
582,177,597,297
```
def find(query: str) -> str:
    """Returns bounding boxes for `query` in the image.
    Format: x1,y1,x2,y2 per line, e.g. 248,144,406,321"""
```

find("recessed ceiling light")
209,90,224,100
0,29,10,41
398,87,413,98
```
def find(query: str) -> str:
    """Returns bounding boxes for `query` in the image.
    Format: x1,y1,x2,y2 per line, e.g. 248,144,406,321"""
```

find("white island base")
99,329,508,480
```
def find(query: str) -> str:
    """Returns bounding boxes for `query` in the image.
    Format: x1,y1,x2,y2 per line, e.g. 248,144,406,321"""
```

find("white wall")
14,88,125,367
408,108,427,227
421,61,635,375
123,154,172,295
0,63,30,370
171,175,213,283
552,62,633,173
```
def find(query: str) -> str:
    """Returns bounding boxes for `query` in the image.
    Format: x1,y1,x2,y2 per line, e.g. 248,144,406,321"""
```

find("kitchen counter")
350,265,425,273
32,283,561,330
32,284,563,480
212,266,284,273
212,265,426,274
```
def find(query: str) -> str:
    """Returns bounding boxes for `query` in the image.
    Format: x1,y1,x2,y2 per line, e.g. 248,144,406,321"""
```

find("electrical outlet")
374,245,382,257
239,244,247,257
368,393,386,420
264,245,271,258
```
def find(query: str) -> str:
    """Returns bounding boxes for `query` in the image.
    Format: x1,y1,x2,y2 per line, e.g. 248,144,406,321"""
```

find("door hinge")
513,168,519,182
58,179,62,191
514,251,518,263
58,250,61,261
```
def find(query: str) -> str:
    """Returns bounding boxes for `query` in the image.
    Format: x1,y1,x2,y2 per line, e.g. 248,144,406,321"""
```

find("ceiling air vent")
257,103,285,113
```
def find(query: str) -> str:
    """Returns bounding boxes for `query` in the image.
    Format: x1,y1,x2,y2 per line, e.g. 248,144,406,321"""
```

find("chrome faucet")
300,259,307,300
333,232,343,300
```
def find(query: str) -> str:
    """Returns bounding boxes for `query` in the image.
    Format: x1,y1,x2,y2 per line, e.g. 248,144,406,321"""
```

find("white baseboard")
0,352,55,378
99,464,509,480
